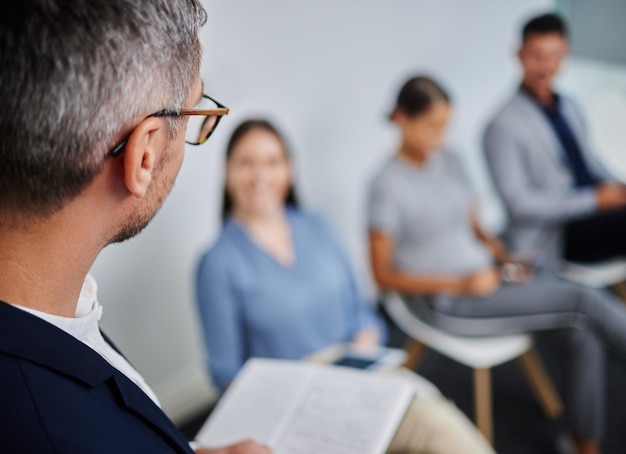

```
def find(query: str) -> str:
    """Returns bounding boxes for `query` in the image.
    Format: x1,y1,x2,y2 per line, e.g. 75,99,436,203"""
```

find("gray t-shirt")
368,150,492,276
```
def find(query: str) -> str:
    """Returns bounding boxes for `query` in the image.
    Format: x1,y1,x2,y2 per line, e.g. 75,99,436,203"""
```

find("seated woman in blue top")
196,119,385,392
368,75,626,454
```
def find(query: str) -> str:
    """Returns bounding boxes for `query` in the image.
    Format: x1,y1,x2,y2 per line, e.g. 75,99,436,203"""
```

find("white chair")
561,259,626,300
383,292,563,444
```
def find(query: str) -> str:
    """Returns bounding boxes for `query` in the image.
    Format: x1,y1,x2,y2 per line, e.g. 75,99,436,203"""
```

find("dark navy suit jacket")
0,302,194,453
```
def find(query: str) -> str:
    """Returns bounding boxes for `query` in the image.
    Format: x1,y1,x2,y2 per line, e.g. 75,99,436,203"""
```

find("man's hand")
596,183,626,211
461,268,501,296
196,439,272,454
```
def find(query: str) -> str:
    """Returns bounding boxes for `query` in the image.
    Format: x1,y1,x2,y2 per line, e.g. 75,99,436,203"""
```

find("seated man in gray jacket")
483,12,626,271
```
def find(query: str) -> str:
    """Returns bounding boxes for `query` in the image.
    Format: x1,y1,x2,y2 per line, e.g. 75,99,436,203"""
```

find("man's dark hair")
522,13,568,42
0,0,206,220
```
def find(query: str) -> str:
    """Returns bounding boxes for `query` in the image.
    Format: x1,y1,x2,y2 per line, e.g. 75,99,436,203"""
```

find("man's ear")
394,109,408,129
122,117,166,198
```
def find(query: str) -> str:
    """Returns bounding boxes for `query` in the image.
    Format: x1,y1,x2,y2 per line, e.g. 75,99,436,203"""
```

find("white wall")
200,0,554,296
90,0,552,423
558,57,626,182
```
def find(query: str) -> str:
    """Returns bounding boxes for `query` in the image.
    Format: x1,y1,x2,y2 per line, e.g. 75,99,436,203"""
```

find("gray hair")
0,0,207,218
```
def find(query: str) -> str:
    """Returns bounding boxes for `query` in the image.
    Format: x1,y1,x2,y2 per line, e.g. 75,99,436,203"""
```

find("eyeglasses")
109,94,229,157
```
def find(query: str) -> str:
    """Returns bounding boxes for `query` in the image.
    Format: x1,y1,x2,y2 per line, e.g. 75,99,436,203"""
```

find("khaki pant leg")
387,397,495,454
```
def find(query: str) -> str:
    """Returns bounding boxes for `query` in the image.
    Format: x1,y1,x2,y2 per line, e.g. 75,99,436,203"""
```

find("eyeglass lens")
185,96,220,145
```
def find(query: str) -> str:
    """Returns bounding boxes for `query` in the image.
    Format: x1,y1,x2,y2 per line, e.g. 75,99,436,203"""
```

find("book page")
273,366,414,454
195,359,315,447
195,359,414,454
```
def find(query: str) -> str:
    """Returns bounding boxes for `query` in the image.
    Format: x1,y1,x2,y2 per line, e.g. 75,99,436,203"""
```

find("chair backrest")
383,293,531,369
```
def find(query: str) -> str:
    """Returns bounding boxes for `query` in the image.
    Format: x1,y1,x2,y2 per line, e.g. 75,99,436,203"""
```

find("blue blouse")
195,208,385,392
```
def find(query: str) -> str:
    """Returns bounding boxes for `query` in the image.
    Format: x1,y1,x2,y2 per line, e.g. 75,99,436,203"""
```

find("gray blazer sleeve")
483,120,597,223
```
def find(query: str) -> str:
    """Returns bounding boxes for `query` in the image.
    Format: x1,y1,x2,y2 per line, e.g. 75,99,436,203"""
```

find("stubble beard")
108,149,173,245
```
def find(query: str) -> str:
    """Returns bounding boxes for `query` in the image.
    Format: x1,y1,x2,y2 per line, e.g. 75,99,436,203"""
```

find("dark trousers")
564,208,626,263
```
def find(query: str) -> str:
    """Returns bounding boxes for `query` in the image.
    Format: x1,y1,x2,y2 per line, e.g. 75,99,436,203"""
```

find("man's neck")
0,212,101,317
521,81,555,108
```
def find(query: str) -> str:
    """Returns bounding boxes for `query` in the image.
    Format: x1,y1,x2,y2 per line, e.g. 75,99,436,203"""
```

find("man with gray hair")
0,1,268,453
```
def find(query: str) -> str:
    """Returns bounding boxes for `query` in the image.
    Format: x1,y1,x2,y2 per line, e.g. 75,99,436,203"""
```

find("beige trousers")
386,369,494,454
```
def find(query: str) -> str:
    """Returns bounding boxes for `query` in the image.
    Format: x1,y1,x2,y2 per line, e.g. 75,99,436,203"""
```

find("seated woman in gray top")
368,75,626,454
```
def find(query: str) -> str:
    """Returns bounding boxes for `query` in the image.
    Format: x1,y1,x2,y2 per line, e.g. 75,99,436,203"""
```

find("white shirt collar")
14,274,102,343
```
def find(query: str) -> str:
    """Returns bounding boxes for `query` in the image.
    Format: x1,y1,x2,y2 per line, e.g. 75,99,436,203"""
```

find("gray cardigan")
483,89,611,270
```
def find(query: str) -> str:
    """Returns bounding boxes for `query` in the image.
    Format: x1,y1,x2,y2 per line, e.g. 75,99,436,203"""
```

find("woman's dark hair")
390,75,450,120
221,119,299,220
522,13,568,42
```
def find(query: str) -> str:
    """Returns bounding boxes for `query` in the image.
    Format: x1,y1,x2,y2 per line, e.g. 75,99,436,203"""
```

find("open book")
195,358,415,454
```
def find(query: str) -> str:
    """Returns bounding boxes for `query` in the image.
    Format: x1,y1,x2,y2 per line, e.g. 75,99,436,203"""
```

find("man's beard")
108,150,172,245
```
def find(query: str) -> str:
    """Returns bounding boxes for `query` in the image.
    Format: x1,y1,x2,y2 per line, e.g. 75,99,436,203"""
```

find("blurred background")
89,0,626,425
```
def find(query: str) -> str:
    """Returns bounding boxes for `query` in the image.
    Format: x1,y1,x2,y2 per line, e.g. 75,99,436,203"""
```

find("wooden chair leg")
474,367,493,445
517,349,563,418
611,280,626,303
402,338,427,370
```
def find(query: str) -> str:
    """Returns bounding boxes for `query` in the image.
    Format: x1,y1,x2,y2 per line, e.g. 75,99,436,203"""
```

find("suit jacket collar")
0,301,113,385
519,83,560,110
0,302,193,453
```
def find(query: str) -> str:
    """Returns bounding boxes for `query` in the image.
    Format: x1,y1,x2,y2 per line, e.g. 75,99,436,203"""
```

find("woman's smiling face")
226,128,292,217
